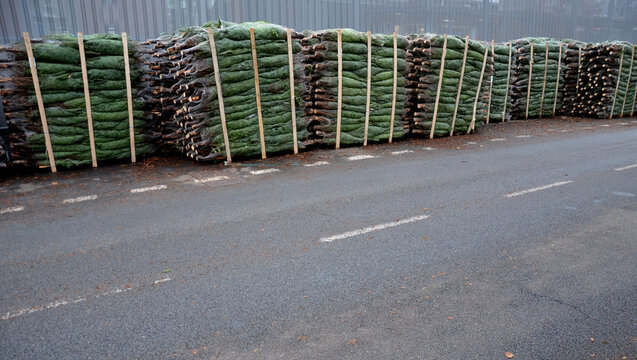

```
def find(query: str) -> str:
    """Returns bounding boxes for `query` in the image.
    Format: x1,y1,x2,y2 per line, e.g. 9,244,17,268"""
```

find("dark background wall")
1,0,636,44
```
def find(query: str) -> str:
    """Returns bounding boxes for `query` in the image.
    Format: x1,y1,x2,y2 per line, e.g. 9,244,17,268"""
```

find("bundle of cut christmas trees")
509,38,566,119
574,41,637,118
0,34,156,168
150,20,310,161
302,28,409,145
406,34,493,136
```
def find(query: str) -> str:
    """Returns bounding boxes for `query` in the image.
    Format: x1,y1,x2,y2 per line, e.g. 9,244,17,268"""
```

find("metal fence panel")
1,0,636,44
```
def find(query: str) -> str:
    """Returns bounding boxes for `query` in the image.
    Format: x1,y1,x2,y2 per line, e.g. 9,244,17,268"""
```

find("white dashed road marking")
62,195,97,204
505,180,574,198
320,214,430,243
194,175,229,183
0,206,24,214
304,161,329,167
391,150,413,155
490,138,506,142
2,277,171,321
347,154,376,161
611,191,635,197
130,185,167,193
152,277,172,285
515,135,532,138
614,164,637,171
423,147,436,150
466,142,478,145
600,124,610,127
250,169,280,175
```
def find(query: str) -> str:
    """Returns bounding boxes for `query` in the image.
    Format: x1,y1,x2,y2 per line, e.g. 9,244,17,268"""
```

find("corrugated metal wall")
1,0,636,44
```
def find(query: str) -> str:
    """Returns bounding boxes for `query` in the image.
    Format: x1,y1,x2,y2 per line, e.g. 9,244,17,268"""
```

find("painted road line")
194,175,229,183
304,161,330,167
505,180,574,198
0,205,24,215
611,191,635,197
515,135,532,138
347,154,376,161
2,277,171,321
152,277,171,285
600,124,610,127
614,164,637,171
490,138,506,142
423,147,436,150
1,297,87,320
391,150,413,155
320,214,430,243
130,185,167,193
466,142,478,145
62,195,97,204
250,169,280,175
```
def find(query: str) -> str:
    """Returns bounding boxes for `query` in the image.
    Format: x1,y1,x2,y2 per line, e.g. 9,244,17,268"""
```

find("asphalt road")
1,118,636,359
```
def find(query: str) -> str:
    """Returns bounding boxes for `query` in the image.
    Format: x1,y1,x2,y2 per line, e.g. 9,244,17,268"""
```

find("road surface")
1,118,636,359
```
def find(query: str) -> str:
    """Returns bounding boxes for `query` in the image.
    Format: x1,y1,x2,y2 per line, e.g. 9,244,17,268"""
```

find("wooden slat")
502,41,512,121
207,28,232,163
388,31,397,143
430,34,448,139
574,45,582,115
23,32,56,172
538,43,549,118
450,35,469,136
363,30,371,146
609,45,624,119
620,44,635,117
486,40,495,124
249,28,267,159
468,47,489,134
336,29,343,149
122,32,136,163
525,41,533,119
552,42,563,116
286,29,298,154
77,32,97,168
632,79,637,116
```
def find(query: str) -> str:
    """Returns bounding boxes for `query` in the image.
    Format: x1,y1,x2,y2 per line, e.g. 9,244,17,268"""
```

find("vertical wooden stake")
620,44,634,117
249,28,267,159
574,45,582,115
207,28,232,163
389,31,397,143
632,79,637,116
23,32,56,172
632,54,637,116
552,42,562,117
525,41,533,119
286,29,298,154
468,47,489,134
502,41,512,121
122,32,136,163
77,32,97,168
430,34,448,139
486,39,495,123
451,35,469,136
363,30,372,146
609,45,624,119
336,29,343,149
538,43,549,118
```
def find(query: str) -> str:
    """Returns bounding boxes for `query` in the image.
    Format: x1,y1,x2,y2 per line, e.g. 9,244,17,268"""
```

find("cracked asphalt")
0,117,636,359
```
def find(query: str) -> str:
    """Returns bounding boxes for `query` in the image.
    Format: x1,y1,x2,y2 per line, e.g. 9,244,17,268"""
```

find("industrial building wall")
1,0,636,44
